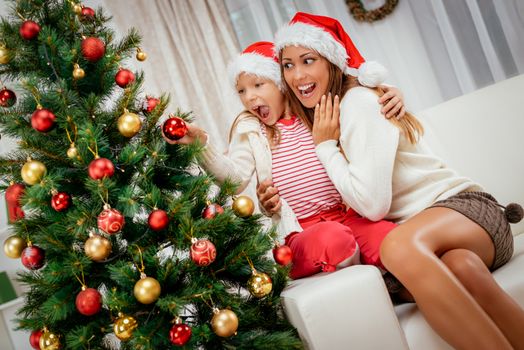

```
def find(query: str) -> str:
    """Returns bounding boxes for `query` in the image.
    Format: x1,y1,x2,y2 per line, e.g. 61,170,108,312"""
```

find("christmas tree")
0,0,301,348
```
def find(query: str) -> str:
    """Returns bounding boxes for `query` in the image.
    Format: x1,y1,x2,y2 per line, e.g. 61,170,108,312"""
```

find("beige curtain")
104,0,243,151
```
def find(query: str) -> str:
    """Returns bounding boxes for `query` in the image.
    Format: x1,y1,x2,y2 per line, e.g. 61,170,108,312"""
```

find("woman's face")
236,73,285,126
281,45,330,109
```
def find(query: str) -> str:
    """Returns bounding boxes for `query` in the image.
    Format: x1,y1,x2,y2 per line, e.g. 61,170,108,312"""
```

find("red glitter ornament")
88,157,115,180
115,68,135,88
169,321,192,346
80,6,95,19
144,96,160,113
75,287,102,316
148,209,169,231
5,183,25,222
0,88,16,107
20,20,40,40
190,238,216,266
97,206,125,234
51,191,71,212
31,108,56,133
201,203,224,220
272,244,293,266
21,245,45,270
81,37,105,62
29,329,43,349
162,116,188,141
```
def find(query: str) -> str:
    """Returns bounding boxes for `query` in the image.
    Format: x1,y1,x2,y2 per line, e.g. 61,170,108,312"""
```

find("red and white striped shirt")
264,116,342,219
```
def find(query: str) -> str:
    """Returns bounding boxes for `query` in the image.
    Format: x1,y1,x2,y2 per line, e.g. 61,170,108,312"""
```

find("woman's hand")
257,179,282,214
162,123,208,145
378,85,406,119
312,93,340,145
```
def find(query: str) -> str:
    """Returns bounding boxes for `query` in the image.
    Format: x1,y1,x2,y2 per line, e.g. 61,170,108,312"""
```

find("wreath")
346,0,399,22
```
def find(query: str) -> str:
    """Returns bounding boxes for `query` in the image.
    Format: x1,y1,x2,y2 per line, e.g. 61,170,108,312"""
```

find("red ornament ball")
115,68,135,88
162,117,188,141
148,209,169,231
29,329,43,349
0,88,16,107
201,203,224,220
76,287,102,316
81,37,105,62
80,6,95,19
169,322,192,346
20,20,40,40
273,244,293,266
21,245,45,270
51,192,71,212
31,108,56,133
144,96,160,113
97,207,125,234
88,157,115,180
5,183,25,222
190,239,216,266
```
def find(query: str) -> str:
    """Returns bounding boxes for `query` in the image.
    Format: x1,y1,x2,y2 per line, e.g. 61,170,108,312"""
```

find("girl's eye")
237,89,244,94
282,63,293,69
255,82,263,88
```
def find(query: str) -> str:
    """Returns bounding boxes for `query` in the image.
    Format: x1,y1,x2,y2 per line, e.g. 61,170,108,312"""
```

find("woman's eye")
282,63,293,69
304,58,314,64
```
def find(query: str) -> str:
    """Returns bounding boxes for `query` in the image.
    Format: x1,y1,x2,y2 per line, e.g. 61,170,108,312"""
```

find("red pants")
286,205,397,279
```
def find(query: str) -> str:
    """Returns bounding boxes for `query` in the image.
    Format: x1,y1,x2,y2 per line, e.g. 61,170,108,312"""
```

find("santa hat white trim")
227,52,282,91
274,22,387,87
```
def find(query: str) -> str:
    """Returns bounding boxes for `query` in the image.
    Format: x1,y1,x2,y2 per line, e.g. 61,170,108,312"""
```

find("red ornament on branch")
148,209,169,231
29,329,43,349
273,244,293,266
190,238,216,266
115,68,135,88
80,6,95,20
51,191,71,212
143,96,160,113
162,116,188,141
88,157,115,180
5,183,25,222
21,245,45,270
76,287,102,316
201,203,224,220
97,205,125,234
169,320,192,346
20,20,40,40
81,37,105,62
31,108,56,133
0,88,16,107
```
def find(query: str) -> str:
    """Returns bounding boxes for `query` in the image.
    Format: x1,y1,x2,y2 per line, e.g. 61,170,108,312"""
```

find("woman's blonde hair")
228,110,281,147
280,54,423,144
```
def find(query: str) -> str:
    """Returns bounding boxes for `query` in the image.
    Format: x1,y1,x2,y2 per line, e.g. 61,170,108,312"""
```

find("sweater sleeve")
315,87,399,221
200,123,257,194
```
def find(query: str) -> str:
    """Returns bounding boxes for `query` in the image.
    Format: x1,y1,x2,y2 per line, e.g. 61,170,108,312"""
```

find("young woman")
263,11,524,350
164,41,405,279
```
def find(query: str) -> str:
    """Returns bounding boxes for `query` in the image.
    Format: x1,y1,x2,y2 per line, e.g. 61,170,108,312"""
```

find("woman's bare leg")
441,249,524,349
380,207,512,350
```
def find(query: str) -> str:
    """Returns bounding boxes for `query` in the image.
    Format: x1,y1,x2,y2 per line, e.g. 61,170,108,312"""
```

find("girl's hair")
280,53,424,144
228,110,281,147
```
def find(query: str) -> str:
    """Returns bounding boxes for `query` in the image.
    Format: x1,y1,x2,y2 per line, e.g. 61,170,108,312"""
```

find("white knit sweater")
199,115,302,241
315,87,482,223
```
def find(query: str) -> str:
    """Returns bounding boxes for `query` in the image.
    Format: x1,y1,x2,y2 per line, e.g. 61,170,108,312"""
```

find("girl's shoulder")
231,112,262,135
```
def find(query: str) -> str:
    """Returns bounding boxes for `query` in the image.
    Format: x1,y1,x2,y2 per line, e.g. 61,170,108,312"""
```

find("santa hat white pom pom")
356,61,388,88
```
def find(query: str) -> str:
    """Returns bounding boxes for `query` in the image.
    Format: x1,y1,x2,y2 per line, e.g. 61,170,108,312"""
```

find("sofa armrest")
281,265,409,350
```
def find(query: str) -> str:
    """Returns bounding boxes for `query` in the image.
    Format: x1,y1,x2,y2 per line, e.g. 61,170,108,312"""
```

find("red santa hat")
274,12,387,87
228,41,283,91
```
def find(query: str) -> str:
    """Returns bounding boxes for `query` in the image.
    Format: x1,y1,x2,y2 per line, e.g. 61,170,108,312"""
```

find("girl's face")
281,46,330,109
236,73,286,126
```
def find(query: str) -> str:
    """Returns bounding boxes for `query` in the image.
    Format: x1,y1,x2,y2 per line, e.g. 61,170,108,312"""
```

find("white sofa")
281,74,524,350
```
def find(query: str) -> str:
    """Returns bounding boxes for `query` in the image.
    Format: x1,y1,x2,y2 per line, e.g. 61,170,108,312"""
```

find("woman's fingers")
385,99,402,119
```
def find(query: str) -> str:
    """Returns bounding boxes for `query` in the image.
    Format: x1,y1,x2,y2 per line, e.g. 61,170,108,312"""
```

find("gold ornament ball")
72,64,85,80
114,314,138,341
247,270,273,298
21,159,46,185
84,235,112,261
3,236,27,259
67,145,78,159
117,111,142,138
134,276,161,304
0,46,10,64
232,195,255,217
136,50,147,61
211,309,239,337
73,4,82,14
39,331,61,350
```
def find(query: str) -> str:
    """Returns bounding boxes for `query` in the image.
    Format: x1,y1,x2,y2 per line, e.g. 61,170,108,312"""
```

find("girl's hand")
378,85,406,119
162,123,208,145
257,179,282,214
312,93,340,145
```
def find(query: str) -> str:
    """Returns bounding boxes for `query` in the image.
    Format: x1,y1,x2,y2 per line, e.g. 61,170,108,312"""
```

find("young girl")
164,41,405,279
268,11,524,350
